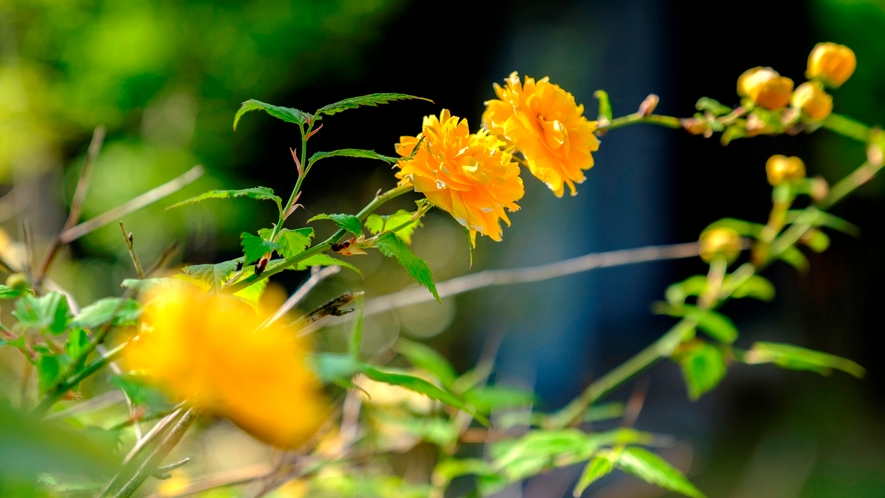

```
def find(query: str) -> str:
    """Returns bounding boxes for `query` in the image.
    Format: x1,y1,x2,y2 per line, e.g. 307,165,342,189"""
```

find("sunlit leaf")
664,275,707,305
802,229,830,253
232,278,269,311
366,210,422,244
616,447,705,498
705,218,764,238
729,275,775,301
315,93,431,117
464,386,536,413
674,341,728,400
743,342,865,378
309,148,401,166
37,355,67,394
695,97,732,116
375,233,439,302
433,458,495,489
787,210,861,237
777,245,809,272
241,232,279,265
70,298,141,329
311,353,361,385
294,253,363,277
658,304,737,344
307,213,363,236
360,365,476,418
13,292,70,335
396,339,457,387
573,454,615,497
182,259,239,291
259,227,314,258
166,187,282,213
0,284,33,300
233,99,311,130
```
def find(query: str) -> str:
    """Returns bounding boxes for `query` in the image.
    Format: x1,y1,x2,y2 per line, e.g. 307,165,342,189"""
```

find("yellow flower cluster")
765,154,806,186
394,73,600,242
738,43,855,123
124,284,327,448
394,110,524,244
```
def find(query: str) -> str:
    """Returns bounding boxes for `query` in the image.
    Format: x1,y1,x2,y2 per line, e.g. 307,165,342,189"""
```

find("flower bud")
699,227,742,263
807,42,856,88
681,117,711,137
737,67,794,110
791,81,833,121
765,155,806,185
5,272,29,290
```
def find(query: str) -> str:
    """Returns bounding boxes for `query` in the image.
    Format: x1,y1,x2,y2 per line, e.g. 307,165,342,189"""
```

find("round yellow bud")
699,228,742,263
765,155,806,185
807,42,856,88
790,81,833,121
737,67,794,110
5,272,30,290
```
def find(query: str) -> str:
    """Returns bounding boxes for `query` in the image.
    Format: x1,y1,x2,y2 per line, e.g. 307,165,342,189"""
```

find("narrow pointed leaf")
309,149,401,165
71,298,141,329
573,455,615,497
166,187,282,213
616,447,705,498
307,213,363,236
375,233,439,302
366,210,422,244
294,253,363,277
397,339,457,387
743,341,865,378
233,99,311,130
315,93,431,117
674,341,728,400
182,260,239,291
360,365,481,421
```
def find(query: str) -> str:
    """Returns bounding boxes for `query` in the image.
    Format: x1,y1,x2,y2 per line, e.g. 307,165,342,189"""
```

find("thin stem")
269,122,314,243
32,343,126,416
599,113,683,132
226,184,414,293
119,222,145,279
822,113,871,143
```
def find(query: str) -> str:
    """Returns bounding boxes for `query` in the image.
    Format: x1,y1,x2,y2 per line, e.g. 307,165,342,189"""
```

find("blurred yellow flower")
737,67,794,110
124,284,327,448
791,81,833,121
395,109,524,244
482,72,600,197
699,227,742,263
807,42,856,88
765,154,806,185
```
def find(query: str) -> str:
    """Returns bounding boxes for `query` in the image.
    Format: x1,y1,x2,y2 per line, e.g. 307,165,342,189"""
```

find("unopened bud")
638,94,659,117
699,227,742,263
867,143,884,167
807,42,856,88
791,81,833,121
766,155,806,185
681,117,711,137
809,176,829,201
737,67,794,110
5,272,29,290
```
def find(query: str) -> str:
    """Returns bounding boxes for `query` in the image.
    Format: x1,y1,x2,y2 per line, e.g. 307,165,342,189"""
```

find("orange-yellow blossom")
765,155,806,185
395,109,524,244
483,72,600,197
791,81,833,121
807,42,856,88
699,227,742,263
124,284,327,448
737,67,794,110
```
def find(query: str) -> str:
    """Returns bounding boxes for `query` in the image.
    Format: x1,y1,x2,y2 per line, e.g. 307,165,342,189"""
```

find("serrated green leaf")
294,253,363,277
366,210,422,244
182,260,239,291
232,278,269,311
674,341,728,400
664,275,708,306
166,187,282,213
64,328,89,362
616,447,705,498
258,227,314,258
310,353,361,385
233,99,311,130
705,218,764,238
573,455,615,497
729,275,775,301
108,374,170,416
70,298,141,329
375,233,439,302
0,284,34,300
315,93,431,117
659,304,737,344
37,355,68,394
778,245,809,272
396,339,457,387
241,232,279,265
695,97,732,116
309,148,401,166
743,342,865,378
361,365,478,419
13,292,70,335
464,386,536,413
307,213,364,236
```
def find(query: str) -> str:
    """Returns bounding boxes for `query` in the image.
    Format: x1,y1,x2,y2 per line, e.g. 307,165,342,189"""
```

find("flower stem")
227,184,414,293
31,343,126,417
822,113,871,143
600,113,683,132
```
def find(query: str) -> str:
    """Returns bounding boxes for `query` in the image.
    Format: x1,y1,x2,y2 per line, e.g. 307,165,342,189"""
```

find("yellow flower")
124,284,328,448
699,228,742,263
737,67,794,110
765,154,806,185
395,109,524,244
482,72,600,197
791,81,833,121
807,42,856,88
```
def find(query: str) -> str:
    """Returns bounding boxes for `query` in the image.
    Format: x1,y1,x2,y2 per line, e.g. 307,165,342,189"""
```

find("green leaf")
674,341,728,400
315,93,431,117
695,96,732,116
309,148,402,166
464,386,536,413
166,187,282,213
294,254,363,277
777,245,809,272
311,353,361,385
233,99,311,130
182,259,239,291
705,218,764,238
664,276,708,306
64,328,89,364
307,213,363,236
241,232,280,265
37,355,67,394
349,299,364,358
659,305,738,344
594,90,613,121
0,284,34,300
573,455,615,497
259,227,314,258
13,292,70,335
433,458,495,488
583,402,626,423
375,233,440,302
396,339,457,387
729,275,775,301
120,277,177,292
360,365,479,420
366,210,422,244
108,374,170,415
232,278,269,311
802,230,831,253
70,298,141,329
743,342,865,378
616,447,705,498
